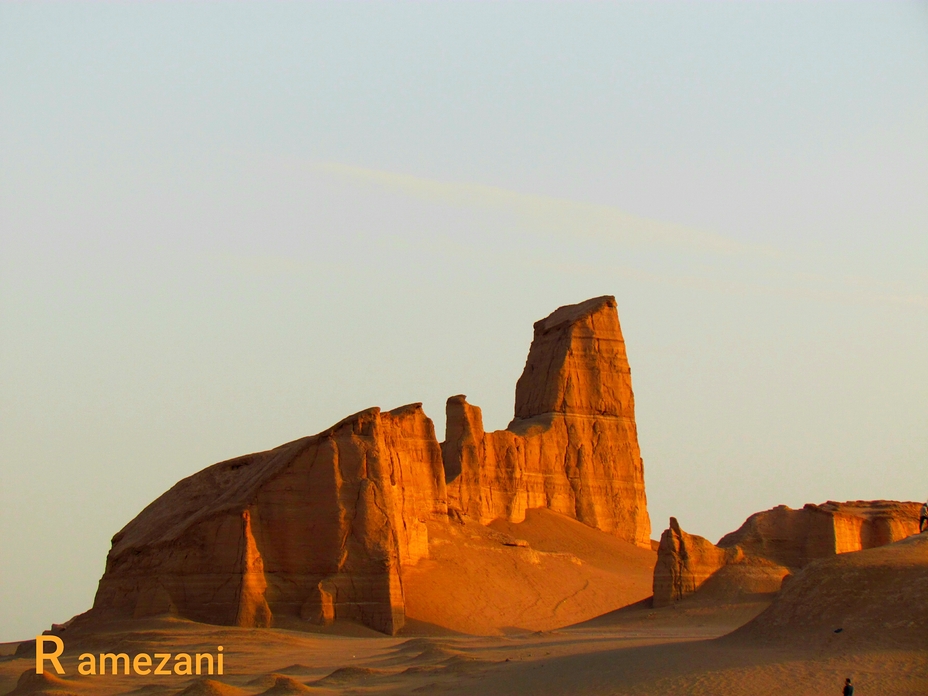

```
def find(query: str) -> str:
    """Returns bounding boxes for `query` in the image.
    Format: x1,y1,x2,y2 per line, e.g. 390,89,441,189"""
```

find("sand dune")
402,508,656,634
175,680,244,696
3,583,927,696
5,670,85,696
252,676,313,696
732,531,928,649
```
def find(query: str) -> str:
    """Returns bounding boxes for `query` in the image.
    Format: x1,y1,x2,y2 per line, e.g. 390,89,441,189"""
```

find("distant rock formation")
91,296,651,634
653,501,920,607
730,531,928,649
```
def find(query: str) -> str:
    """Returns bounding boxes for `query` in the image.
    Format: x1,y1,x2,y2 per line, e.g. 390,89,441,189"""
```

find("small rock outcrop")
90,296,651,634
653,518,788,607
653,501,920,607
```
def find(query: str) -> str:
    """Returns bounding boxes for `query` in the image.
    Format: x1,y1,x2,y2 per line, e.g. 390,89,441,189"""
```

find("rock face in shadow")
91,296,651,634
653,501,920,607
442,296,651,548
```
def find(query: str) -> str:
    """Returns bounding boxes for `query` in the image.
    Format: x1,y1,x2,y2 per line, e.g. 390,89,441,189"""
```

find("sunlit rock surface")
91,296,652,634
653,501,920,607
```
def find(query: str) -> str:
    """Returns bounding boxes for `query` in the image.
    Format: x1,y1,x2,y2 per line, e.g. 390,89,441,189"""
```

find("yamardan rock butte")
89,296,651,634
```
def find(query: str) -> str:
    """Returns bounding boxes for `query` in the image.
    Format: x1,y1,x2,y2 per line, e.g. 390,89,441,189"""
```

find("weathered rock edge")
653,501,920,607
91,295,651,634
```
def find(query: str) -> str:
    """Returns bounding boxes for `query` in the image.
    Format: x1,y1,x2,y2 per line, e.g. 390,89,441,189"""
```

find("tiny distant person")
920,500,928,533
843,677,854,696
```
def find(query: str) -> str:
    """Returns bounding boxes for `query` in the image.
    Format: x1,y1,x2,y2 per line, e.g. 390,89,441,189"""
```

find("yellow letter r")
36,636,65,675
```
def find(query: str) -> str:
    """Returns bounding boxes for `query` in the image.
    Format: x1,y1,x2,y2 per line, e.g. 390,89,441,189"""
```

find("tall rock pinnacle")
514,295,635,419
443,295,651,547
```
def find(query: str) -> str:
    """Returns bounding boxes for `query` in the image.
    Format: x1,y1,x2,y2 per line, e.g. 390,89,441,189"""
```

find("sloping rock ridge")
653,501,920,607
730,532,928,649
91,296,651,634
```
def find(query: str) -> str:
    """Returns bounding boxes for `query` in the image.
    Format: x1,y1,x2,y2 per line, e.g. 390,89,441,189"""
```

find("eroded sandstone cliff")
91,296,652,634
653,501,920,607
442,296,650,547
93,404,447,634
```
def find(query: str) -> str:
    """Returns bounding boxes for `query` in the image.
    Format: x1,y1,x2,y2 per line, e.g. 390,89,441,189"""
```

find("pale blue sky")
1,1,927,642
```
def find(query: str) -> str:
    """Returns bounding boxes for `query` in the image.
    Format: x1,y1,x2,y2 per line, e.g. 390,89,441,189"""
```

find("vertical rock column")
442,296,652,548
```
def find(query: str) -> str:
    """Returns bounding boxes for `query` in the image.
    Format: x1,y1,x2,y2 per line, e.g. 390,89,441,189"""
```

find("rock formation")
652,517,789,607
731,532,928,649
90,296,651,634
93,404,447,634
653,501,920,607
442,296,650,547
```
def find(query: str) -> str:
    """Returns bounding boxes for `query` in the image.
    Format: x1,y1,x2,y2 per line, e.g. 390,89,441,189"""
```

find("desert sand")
5,526,927,696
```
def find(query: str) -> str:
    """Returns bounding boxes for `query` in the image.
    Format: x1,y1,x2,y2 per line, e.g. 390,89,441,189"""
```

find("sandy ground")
4,600,925,696
6,519,927,696
402,509,657,635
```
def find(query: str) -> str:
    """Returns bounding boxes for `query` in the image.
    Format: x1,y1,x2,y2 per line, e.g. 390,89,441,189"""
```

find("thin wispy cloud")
314,160,778,258
878,293,928,310
219,157,927,312
528,258,928,311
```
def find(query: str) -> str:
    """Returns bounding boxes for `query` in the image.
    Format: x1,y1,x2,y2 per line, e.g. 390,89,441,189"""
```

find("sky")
1,1,927,642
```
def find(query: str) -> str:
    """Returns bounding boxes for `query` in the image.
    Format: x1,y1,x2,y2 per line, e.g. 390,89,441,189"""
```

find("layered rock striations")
92,404,447,634
442,296,650,547
91,296,651,634
718,500,921,564
653,501,920,607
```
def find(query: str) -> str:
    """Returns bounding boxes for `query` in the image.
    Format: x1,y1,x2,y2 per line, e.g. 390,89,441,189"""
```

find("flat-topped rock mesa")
653,501,921,607
442,295,650,547
91,296,651,635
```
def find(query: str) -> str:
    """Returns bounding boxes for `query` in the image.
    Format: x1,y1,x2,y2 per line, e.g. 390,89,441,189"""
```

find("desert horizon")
3,2,926,695
3,296,927,696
